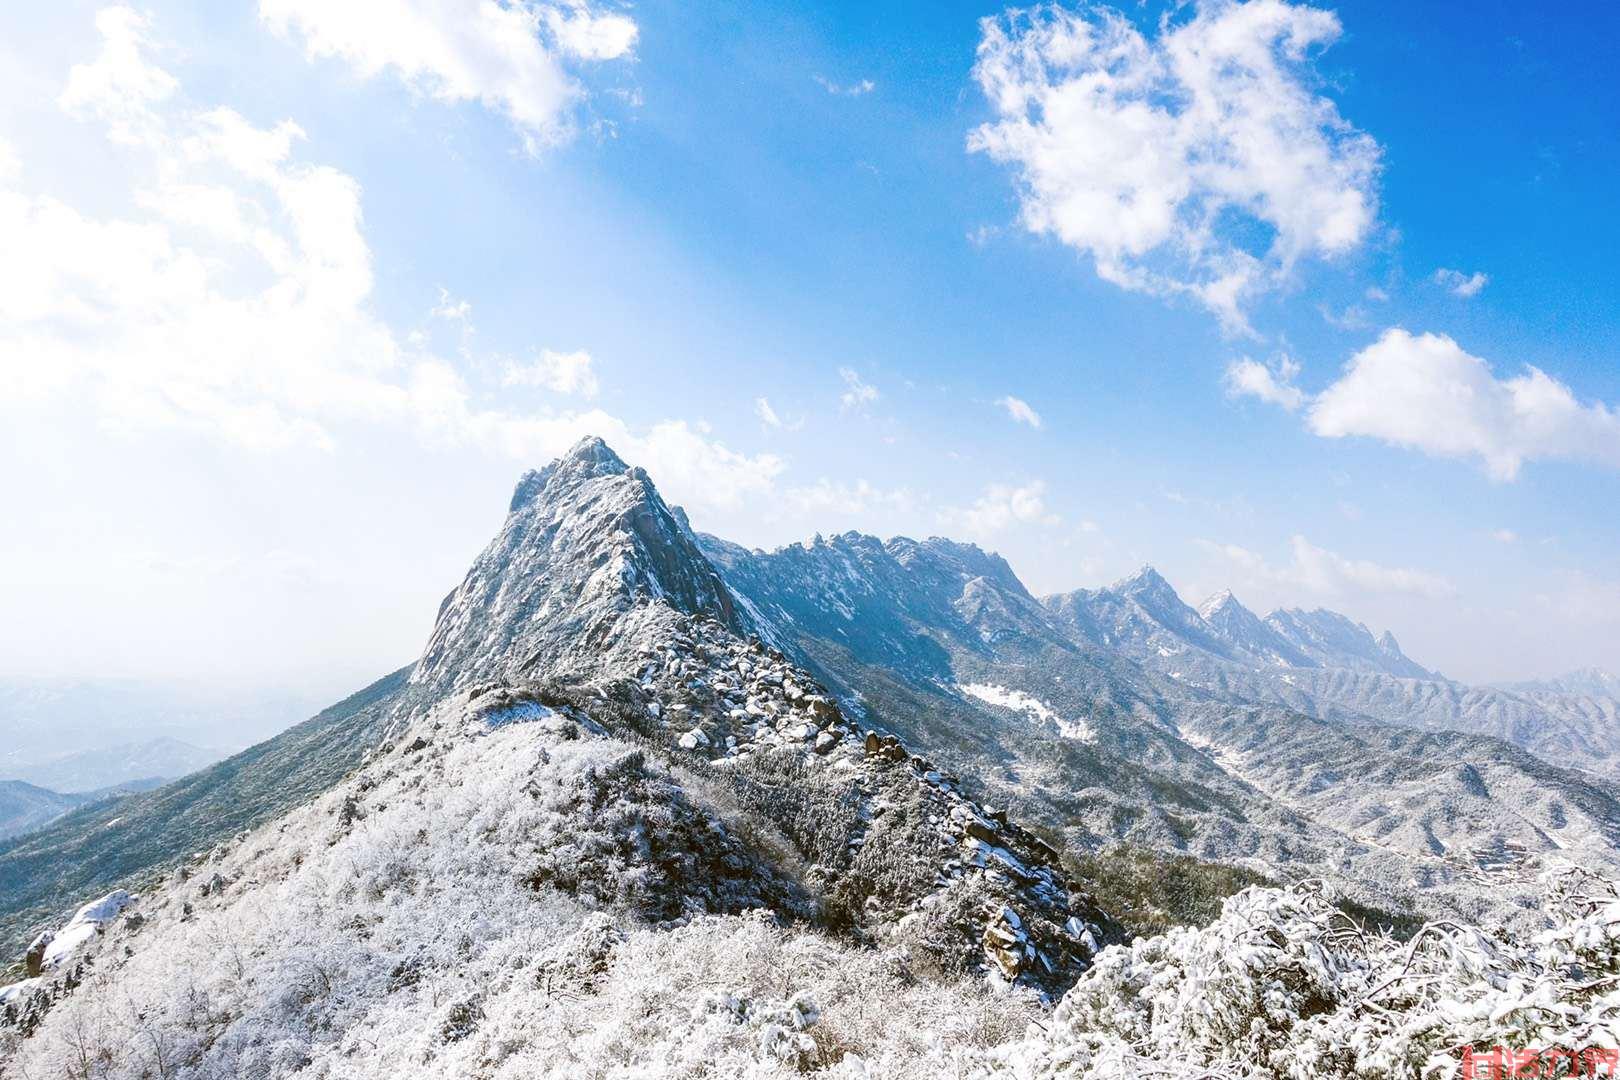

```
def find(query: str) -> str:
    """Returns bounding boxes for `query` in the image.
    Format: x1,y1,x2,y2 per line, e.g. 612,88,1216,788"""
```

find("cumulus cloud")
968,0,1379,333
942,480,1059,537
504,348,599,397
997,395,1043,428
258,0,636,152
1224,355,1304,410
1433,267,1488,298
0,7,778,513
839,367,879,411
1204,535,1454,599
1308,329,1620,480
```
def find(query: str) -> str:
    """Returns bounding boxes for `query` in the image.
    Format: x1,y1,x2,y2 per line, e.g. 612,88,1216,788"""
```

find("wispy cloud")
1203,536,1455,599
812,74,875,96
1433,267,1489,298
259,0,636,152
997,395,1042,428
503,349,599,398
838,367,879,411
1224,356,1305,411
431,287,471,322
942,480,1059,537
783,478,916,516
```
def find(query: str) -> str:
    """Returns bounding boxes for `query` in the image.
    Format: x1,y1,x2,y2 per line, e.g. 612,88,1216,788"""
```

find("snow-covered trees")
4,682,1618,1079
982,872,1620,1079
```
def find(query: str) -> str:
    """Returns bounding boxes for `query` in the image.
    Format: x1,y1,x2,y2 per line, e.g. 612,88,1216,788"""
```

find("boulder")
23,932,52,978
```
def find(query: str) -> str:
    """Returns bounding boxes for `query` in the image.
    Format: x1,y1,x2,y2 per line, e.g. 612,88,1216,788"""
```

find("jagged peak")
1197,588,1240,620
561,434,629,473
1111,564,1177,598
509,436,633,513
416,439,746,690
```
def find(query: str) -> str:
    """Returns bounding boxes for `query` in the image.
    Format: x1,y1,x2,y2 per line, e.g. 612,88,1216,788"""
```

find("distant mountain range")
0,778,167,841
0,677,325,791
2,738,220,794
1038,567,1620,779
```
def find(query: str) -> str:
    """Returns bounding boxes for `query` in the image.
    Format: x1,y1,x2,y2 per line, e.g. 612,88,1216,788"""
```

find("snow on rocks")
38,890,133,970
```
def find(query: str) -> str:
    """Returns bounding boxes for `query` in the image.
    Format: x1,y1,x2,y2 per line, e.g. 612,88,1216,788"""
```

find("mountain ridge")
7,437,1620,1078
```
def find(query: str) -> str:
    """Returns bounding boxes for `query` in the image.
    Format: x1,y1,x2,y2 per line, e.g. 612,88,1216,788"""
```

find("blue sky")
1,0,1617,695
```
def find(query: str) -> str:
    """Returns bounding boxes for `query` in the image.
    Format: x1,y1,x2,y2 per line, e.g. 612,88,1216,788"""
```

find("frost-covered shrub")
893,875,1003,982
982,871,1620,1080
0,705,1037,1079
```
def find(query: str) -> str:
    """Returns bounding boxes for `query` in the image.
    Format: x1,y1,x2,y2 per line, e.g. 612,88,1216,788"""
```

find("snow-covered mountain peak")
1196,588,1238,621
1262,607,1435,679
413,439,745,691
1112,564,1175,595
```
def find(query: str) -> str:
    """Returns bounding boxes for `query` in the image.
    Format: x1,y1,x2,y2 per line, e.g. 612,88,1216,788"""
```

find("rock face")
556,609,1109,997
414,437,746,693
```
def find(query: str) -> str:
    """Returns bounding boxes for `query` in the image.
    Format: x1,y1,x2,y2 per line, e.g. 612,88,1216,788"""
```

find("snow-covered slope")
1261,606,1436,678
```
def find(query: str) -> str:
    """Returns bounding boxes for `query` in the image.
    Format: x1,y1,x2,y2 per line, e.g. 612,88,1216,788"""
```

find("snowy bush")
6,680,1616,1080
981,871,1620,1079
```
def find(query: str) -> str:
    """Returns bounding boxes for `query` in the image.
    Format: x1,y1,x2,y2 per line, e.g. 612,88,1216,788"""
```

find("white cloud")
432,287,471,322
782,479,916,517
503,348,599,397
943,480,1059,537
1491,529,1518,544
1224,355,1304,411
0,7,777,515
968,0,1379,333
1434,267,1488,298
839,366,879,411
1204,535,1454,599
754,397,781,428
58,6,178,145
1308,329,1620,480
544,3,638,61
997,395,1043,428
258,0,636,152
0,137,16,182
813,75,876,96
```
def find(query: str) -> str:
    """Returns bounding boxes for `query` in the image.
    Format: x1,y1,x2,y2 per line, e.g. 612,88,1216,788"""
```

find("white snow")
958,683,1096,744
40,889,134,969
0,977,41,1005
